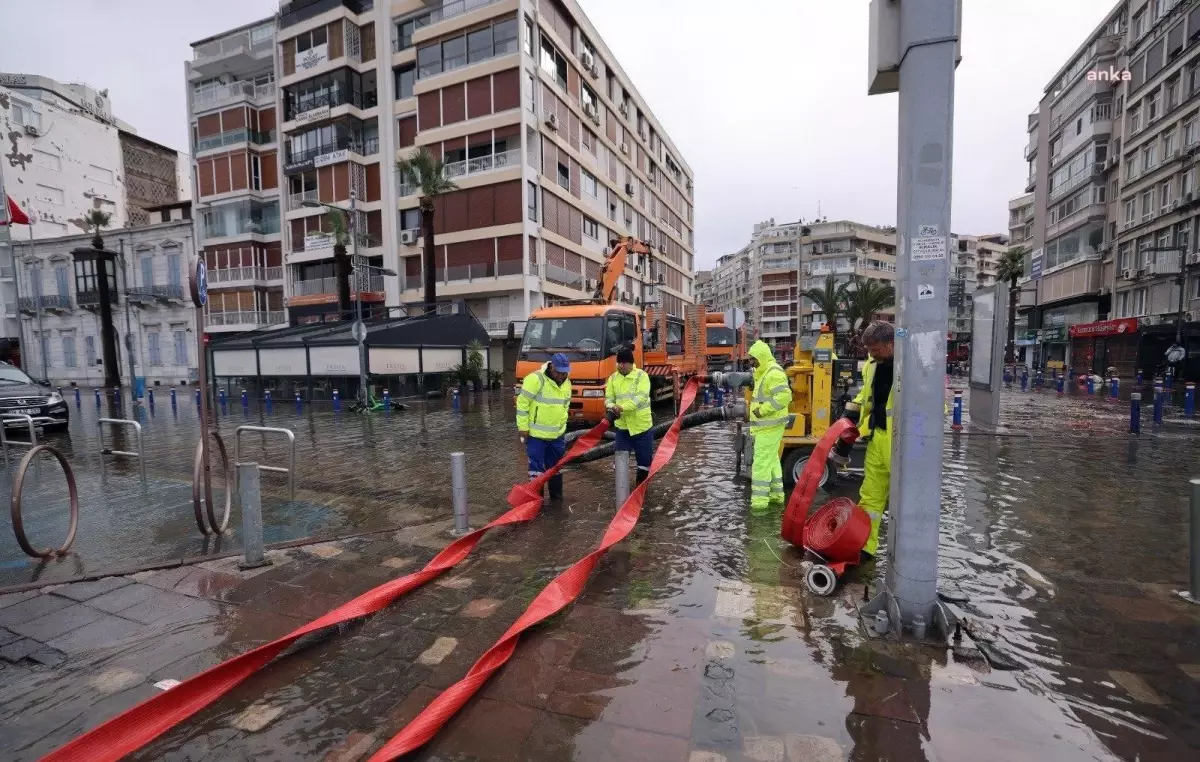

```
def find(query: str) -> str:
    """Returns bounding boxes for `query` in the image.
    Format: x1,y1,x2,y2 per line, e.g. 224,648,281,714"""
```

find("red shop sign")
1067,317,1139,338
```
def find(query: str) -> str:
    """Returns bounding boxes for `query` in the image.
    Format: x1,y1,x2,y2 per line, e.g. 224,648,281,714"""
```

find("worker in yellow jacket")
516,353,572,499
605,347,653,485
747,340,793,513
838,321,894,558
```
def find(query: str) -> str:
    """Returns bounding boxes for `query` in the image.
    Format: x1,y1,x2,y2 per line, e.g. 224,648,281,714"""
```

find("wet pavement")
0,384,1199,761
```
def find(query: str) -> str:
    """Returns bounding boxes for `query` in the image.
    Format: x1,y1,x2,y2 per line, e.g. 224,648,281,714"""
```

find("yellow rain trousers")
747,341,791,515
858,425,890,555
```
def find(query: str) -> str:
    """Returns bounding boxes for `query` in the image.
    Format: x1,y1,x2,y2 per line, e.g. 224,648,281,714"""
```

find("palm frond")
997,246,1027,284
396,147,459,200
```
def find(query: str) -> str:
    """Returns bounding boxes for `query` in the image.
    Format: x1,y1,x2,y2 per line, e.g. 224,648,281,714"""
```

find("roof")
529,303,639,318
208,312,489,350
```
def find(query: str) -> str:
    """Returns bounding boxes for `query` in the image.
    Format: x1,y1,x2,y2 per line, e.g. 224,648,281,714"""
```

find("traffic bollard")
1057,375,1065,396
1109,376,1119,402
1186,479,1200,604
951,390,963,431
716,386,725,406
1020,371,1028,392
1154,385,1165,425
382,388,391,411
1186,383,1196,417
94,388,101,407
241,389,248,408
295,391,302,414
219,389,227,407
74,388,81,407
264,390,272,411
148,389,155,407
1137,368,1144,386
333,389,341,410
195,388,201,406
615,450,631,509
702,386,710,407
1086,375,1095,396
113,387,121,405
452,388,460,411
1035,371,1044,392
1130,392,1142,434
170,388,177,408
1166,369,1175,391
1069,368,1076,381
1003,369,1012,388
237,462,271,570
450,452,469,535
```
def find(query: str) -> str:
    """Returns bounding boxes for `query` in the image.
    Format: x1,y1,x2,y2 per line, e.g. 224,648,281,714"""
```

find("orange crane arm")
593,236,650,304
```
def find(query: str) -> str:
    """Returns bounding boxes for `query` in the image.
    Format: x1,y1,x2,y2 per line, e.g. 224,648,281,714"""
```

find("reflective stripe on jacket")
750,364,792,429
852,356,893,438
605,367,652,436
516,364,572,440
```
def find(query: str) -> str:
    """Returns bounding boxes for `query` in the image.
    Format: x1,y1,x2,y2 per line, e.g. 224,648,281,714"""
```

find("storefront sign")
1039,326,1067,342
304,233,333,252
284,158,315,175
1030,248,1043,281
313,149,349,168
293,105,331,127
1067,318,1138,338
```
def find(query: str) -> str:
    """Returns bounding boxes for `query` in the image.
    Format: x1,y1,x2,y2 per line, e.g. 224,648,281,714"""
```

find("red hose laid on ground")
39,418,614,762
780,417,857,547
367,378,702,761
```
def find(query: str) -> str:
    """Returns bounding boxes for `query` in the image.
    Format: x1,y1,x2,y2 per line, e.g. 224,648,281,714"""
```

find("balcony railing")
289,190,320,207
286,89,378,122
443,149,520,180
19,295,71,311
207,310,286,327
77,290,116,308
193,81,275,111
196,128,275,152
193,28,273,64
202,217,281,239
415,0,504,31
293,276,339,296
1145,251,1182,276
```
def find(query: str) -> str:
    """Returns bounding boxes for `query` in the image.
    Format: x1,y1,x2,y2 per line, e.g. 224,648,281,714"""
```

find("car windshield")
0,366,34,385
707,327,736,347
520,317,606,356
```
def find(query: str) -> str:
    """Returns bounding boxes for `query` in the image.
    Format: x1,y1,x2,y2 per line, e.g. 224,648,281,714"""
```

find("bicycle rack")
193,430,232,535
0,414,38,468
97,418,147,486
234,425,296,501
10,444,78,558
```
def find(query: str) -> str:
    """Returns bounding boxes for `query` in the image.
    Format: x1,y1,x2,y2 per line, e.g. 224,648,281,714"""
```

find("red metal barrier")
39,419,614,762
367,378,701,760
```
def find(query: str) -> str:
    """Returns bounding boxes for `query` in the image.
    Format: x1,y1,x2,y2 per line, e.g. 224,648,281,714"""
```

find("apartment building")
187,0,695,348
1009,192,1035,248
186,18,285,334
694,269,712,307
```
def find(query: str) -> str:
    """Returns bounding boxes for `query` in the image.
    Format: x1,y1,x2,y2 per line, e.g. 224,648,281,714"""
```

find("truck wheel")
783,447,833,490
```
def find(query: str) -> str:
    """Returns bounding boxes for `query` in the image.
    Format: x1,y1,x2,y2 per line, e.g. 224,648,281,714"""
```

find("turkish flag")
1,195,30,226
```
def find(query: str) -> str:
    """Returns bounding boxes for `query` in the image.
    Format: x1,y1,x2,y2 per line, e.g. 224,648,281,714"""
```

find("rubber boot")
635,468,649,487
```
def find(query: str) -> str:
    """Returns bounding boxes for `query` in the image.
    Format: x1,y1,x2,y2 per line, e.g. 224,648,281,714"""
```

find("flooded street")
1,386,1199,760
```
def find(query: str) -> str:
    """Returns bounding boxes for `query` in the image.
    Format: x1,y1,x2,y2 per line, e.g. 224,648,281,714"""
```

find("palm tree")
396,148,458,310
844,277,896,355
83,209,112,250
326,209,352,320
802,274,849,349
996,246,1028,364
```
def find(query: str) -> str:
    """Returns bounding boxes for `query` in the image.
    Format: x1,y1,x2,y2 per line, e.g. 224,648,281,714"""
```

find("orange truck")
703,312,747,374
514,237,707,425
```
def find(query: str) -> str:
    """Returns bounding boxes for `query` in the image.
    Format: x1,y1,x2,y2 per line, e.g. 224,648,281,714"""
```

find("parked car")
0,363,69,430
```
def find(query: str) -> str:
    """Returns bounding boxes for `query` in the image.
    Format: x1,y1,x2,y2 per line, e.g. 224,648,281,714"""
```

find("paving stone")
486,554,523,563
117,591,219,626
459,597,502,618
604,681,698,738
131,566,196,590
706,641,736,660
25,645,67,667
171,568,243,600
785,734,845,762
846,675,919,724
1109,670,1167,705
600,725,691,762
46,614,144,655
744,735,786,762
9,602,106,642
0,637,38,663
323,730,377,762
88,667,145,695
689,753,728,762
379,557,413,570
50,577,134,602
0,592,73,626
87,583,159,614
0,590,38,609
434,575,474,589
154,678,182,690
0,627,21,647
231,701,285,732
416,636,458,666
301,543,344,559
713,581,755,619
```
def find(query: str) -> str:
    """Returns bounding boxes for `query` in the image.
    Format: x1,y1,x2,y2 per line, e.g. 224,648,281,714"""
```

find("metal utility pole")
30,234,46,382
866,0,961,638
351,190,369,406
119,239,139,398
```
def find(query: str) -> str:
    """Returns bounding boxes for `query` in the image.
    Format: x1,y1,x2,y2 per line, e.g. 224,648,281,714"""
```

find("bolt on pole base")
860,587,957,642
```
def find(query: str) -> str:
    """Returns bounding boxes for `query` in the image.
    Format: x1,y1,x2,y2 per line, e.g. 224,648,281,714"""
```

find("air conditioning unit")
1137,267,1148,277
580,50,594,69
618,103,629,118
1172,199,1181,210
23,124,39,137
1122,268,1134,280
1188,192,1196,203
588,64,599,79
634,296,642,306
1170,149,1180,160
544,112,559,131
583,102,598,121
624,182,634,195
1105,156,1118,170
619,142,629,156
400,229,419,245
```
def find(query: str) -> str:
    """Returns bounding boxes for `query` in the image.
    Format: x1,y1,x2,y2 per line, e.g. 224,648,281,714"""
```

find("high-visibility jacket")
605,367,652,436
516,364,572,440
748,342,792,430
853,356,894,438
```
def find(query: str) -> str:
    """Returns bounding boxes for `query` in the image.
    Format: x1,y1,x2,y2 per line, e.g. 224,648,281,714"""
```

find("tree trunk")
95,251,121,388
334,246,352,321
1006,276,1019,364
421,204,437,311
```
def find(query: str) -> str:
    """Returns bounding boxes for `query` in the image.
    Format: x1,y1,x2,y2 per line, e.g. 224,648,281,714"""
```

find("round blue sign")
190,257,208,307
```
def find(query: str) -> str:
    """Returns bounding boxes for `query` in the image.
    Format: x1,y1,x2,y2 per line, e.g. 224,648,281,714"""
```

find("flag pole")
28,226,47,383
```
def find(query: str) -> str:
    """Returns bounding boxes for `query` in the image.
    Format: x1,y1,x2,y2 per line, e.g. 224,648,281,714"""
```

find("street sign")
189,257,208,308
948,279,966,307
1030,248,1044,281
723,308,745,330
351,320,367,344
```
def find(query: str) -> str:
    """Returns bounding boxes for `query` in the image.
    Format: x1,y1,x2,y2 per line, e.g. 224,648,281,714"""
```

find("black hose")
568,407,733,464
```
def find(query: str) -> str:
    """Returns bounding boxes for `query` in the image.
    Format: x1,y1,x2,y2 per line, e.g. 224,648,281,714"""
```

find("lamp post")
71,246,121,389
302,194,396,406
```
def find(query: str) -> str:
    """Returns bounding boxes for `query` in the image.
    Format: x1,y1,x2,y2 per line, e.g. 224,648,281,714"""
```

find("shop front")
1036,326,1069,371
1068,318,1139,378
1137,320,1200,382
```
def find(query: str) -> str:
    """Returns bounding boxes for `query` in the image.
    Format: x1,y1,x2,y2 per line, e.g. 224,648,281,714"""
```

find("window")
1130,106,1142,133
1134,9,1146,38
174,330,187,366
1076,117,1083,136
394,64,415,99
140,257,154,288
523,15,534,56
442,35,467,72
168,252,181,287
527,181,538,222
1178,221,1191,253
1186,168,1197,197
583,217,598,239
1133,288,1147,316
10,99,41,131
467,26,492,64
1163,131,1177,158
55,266,69,298
1168,79,1180,110
62,337,76,368
40,334,49,368
1142,189,1154,220
1186,117,1198,146
1125,198,1136,223
582,169,598,197
1119,242,1133,270
85,336,96,366
399,208,420,231
148,332,162,366
250,154,262,190
1143,143,1157,171
395,17,418,51
557,161,569,189
1149,90,1161,122
416,17,517,80
295,26,327,54
1162,181,1173,210
540,35,567,90
581,84,597,112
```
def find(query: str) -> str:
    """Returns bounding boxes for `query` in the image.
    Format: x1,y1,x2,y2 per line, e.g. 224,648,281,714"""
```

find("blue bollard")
1020,371,1028,392
1003,369,1012,388
1035,371,1044,391
1165,369,1174,391
113,387,121,406
1185,383,1196,417
1130,392,1142,434
1057,376,1065,396
333,389,341,411
94,388,101,407
219,388,227,407
1154,385,1165,424
716,386,725,406
452,388,460,411
1069,368,1076,381
265,389,272,411
170,388,177,408
295,391,302,414
1136,368,1144,386
951,390,963,431
241,389,248,408
148,389,155,407
74,388,81,407
702,386,710,406
196,388,201,406
1109,376,1119,402
383,389,391,411
1087,375,1095,396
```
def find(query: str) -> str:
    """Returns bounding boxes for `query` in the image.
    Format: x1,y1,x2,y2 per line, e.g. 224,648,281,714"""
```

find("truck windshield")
520,317,606,358
707,327,736,347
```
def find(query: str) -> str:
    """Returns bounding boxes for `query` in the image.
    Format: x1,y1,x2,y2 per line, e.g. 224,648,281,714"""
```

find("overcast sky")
0,0,1117,268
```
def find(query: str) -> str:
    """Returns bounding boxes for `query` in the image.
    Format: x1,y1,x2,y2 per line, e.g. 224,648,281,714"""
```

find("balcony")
195,128,275,153
279,0,370,29
210,266,284,286
1048,163,1103,203
191,25,274,77
292,274,384,296
442,148,520,181
77,290,118,309
19,295,71,313
1145,251,1182,277
285,89,377,124
193,81,275,112
289,190,320,207
415,0,504,34
1025,172,1037,193
206,310,286,328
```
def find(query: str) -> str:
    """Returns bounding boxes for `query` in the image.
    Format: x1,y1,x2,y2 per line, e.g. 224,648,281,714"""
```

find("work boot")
635,468,649,486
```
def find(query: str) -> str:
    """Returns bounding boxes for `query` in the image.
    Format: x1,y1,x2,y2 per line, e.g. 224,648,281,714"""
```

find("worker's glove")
841,407,860,425
605,408,618,424
828,451,850,468
830,431,855,467
519,433,528,445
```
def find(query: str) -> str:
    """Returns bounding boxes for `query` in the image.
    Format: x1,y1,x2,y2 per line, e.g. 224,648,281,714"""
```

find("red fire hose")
39,417,615,762
780,418,871,595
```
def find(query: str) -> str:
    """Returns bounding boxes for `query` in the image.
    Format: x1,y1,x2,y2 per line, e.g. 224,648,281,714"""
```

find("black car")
0,364,69,430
